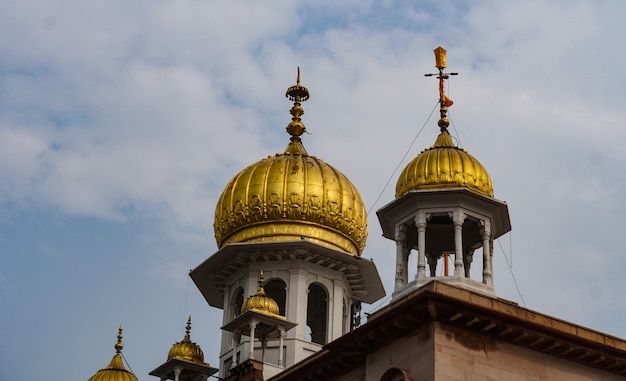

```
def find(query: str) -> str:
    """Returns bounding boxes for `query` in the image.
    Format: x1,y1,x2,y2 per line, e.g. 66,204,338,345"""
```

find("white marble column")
453,213,465,277
481,221,492,285
402,245,409,285
231,331,240,369
248,322,256,360
278,329,285,367
394,224,407,291
417,217,427,279
174,367,181,381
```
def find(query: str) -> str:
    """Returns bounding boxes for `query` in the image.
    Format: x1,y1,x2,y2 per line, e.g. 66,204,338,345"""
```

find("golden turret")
167,316,207,365
396,47,494,198
87,325,138,381
241,271,282,317
214,69,368,255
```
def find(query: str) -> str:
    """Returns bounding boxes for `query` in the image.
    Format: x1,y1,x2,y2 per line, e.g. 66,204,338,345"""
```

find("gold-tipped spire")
425,46,458,132
87,325,138,381
285,67,310,142
183,316,192,342
257,270,266,295
241,271,281,317
167,316,207,364
115,324,124,353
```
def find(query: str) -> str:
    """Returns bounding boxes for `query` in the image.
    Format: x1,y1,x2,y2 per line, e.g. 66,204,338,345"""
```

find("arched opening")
265,278,287,316
231,287,244,319
380,367,414,381
307,283,328,345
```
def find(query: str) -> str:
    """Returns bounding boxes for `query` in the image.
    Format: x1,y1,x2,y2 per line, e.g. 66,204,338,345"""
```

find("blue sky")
1,1,626,380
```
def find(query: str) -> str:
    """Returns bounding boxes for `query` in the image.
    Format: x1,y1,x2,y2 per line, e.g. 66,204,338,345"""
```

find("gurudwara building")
87,48,626,381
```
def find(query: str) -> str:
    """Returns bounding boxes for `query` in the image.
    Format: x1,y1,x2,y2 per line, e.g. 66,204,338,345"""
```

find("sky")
1,0,626,379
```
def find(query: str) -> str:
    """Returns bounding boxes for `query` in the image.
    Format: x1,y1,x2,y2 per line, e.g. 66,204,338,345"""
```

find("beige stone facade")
269,281,626,381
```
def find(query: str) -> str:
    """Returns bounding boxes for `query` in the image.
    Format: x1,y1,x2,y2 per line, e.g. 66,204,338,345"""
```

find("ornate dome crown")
396,131,493,197
396,47,493,198
87,325,138,381
167,317,206,365
214,69,367,255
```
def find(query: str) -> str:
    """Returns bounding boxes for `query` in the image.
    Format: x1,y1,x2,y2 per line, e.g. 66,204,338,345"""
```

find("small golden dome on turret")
167,316,206,365
214,69,367,255
396,131,493,197
241,271,282,317
87,325,138,381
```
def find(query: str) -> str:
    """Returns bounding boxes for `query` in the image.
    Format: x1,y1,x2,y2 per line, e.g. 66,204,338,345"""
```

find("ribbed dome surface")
167,317,205,365
214,140,367,255
396,132,493,198
87,355,138,381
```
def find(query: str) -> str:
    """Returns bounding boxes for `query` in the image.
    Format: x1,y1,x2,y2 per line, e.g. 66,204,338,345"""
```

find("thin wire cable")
447,109,463,148
366,100,439,216
444,79,463,148
121,352,136,376
183,271,191,330
496,234,526,308
365,100,439,315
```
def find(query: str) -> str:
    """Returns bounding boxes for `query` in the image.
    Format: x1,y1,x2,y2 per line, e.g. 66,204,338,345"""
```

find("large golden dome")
167,317,206,365
87,326,138,381
395,131,493,198
214,71,367,255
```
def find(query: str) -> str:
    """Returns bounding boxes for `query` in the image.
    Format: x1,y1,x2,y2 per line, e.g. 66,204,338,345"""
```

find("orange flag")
439,77,453,107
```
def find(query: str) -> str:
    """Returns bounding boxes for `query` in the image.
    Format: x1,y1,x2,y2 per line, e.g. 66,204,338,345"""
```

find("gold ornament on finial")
434,46,447,69
184,316,192,339
115,324,124,353
425,47,458,132
285,67,310,142
258,270,266,295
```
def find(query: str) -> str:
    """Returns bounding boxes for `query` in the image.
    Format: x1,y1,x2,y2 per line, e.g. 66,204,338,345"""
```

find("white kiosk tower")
377,47,511,300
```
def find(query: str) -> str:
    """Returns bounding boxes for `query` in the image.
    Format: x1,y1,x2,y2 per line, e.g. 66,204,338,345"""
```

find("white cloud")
1,1,626,380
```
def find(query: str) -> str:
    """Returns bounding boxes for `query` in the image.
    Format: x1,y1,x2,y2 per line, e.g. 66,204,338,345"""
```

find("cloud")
1,1,626,380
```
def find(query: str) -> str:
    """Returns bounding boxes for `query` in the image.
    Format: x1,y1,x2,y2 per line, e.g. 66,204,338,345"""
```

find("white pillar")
481,221,492,285
395,224,406,291
489,239,495,287
330,280,344,340
453,213,464,277
402,245,409,285
278,329,285,367
231,331,240,369
417,215,427,279
248,322,256,360
174,367,182,381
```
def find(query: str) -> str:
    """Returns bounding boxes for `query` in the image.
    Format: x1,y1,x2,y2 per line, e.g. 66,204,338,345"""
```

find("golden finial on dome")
257,270,266,295
285,67,310,142
86,325,138,381
115,324,124,353
184,316,192,337
241,271,281,317
425,46,458,132
167,316,206,364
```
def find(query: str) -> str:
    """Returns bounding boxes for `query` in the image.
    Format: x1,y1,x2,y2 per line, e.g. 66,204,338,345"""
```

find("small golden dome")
396,131,494,198
214,70,367,255
167,316,206,365
241,271,281,317
87,325,138,381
